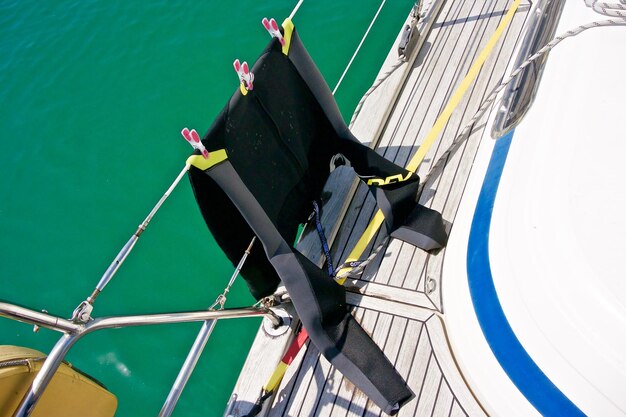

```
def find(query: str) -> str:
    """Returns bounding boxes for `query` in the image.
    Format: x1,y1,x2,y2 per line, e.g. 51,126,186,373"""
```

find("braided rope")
423,16,626,186
349,58,406,128
335,237,389,280
585,0,626,17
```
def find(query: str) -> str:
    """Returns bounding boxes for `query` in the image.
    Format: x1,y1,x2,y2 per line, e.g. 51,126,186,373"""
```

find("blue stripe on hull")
467,130,585,416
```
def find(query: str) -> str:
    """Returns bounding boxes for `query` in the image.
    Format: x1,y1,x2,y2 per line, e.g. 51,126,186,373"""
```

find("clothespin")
262,17,285,46
181,127,209,159
233,59,254,92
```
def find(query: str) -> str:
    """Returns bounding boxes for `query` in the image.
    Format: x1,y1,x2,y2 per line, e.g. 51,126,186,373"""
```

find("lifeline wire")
209,237,256,310
93,164,190,298
288,0,304,20
349,1,423,128
332,0,387,95
71,162,191,322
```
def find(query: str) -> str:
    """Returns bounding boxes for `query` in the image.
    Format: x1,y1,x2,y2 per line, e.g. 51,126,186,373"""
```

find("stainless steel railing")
492,0,567,137
0,301,285,417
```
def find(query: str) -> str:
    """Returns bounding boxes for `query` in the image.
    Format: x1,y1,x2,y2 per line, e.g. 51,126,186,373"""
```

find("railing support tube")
159,319,218,417
0,302,283,417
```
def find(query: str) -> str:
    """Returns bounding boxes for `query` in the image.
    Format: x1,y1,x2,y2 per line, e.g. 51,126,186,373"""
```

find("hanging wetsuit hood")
188,20,447,415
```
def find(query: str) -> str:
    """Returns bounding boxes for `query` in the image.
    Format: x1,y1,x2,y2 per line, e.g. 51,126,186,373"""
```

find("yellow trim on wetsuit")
281,18,295,55
186,149,228,171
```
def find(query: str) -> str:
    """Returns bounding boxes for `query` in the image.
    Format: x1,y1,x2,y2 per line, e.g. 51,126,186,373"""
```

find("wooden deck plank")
337,0,532,315
432,379,455,417
419,0,531,311
414,0,507,203
295,349,334,417
268,308,369,417
379,0,469,155
394,320,423,383
397,323,431,417
225,304,299,417
449,400,469,417
275,342,321,416
263,299,487,417
336,0,512,300
385,241,415,288
415,354,442,416
419,0,527,190
365,238,401,287
427,317,487,416
268,298,486,417
332,0,465,266
345,292,434,323
388,0,494,169
346,281,436,311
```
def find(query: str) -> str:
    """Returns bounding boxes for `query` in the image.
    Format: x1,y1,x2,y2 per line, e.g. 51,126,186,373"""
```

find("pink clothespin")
181,127,209,159
262,17,285,46
233,59,254,91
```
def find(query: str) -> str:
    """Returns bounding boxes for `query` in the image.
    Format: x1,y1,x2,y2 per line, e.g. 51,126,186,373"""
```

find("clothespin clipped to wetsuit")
233,59,254,95
181,127,209,159
262,17,285,46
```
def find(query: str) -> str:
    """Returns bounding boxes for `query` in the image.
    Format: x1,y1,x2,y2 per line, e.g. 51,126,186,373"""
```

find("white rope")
423,15,626,186
349,58,405,128
585,0,626,17
289,0,305,20
332,0,387,96
335,237,389,279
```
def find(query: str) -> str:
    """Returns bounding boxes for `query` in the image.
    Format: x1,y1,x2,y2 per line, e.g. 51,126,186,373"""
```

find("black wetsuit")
189,26,447,415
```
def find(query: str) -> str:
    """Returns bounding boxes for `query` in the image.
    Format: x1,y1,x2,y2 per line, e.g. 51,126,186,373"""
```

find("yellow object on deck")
0,345,117,417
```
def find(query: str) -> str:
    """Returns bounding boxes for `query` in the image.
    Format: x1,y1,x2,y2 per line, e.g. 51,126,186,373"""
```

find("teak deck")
227,1,531,415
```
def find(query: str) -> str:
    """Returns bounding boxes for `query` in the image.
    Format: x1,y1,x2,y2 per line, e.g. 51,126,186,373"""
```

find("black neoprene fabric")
190,34,428,299
201,160,414,414
187,28,449,414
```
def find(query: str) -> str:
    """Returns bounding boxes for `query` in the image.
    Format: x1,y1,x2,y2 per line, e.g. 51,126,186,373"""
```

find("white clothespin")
262,17,285,46
181,127,209,159
233,59,254,91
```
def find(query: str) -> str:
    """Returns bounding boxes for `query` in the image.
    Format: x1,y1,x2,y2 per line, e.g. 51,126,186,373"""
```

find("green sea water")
0,1,412,415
